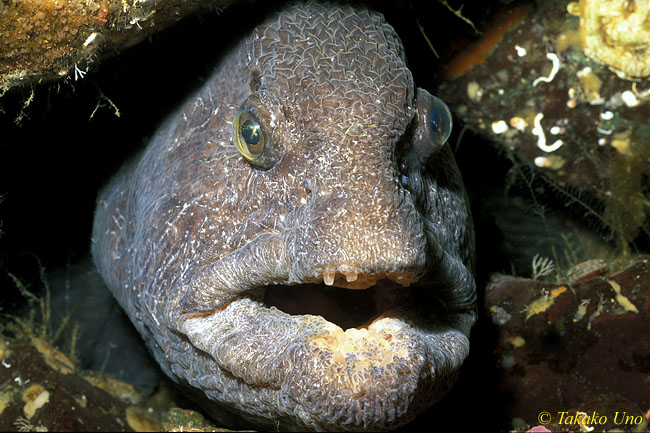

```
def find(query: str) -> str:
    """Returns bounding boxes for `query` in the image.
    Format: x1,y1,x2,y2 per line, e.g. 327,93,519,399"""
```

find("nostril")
303,178,313,194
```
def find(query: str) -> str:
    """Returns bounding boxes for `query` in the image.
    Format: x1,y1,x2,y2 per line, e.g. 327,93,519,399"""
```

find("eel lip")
177,237,474,429
179,269,474,430
181,289,472,430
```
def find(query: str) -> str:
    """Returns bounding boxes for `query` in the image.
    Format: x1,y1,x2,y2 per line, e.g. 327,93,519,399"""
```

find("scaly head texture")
92,1,477,431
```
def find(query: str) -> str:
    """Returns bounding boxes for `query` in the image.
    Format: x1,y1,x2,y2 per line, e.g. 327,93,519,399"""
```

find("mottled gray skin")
92,2,476,431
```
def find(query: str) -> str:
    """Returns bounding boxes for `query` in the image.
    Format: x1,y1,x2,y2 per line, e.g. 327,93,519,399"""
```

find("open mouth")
262,275,429,331
179,261,473,430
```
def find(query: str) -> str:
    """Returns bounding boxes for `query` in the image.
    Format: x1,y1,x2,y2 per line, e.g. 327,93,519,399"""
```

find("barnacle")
570,0,650,78
22,384,49,419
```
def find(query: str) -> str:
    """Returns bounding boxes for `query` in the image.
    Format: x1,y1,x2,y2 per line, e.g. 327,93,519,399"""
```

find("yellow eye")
233,110,265,160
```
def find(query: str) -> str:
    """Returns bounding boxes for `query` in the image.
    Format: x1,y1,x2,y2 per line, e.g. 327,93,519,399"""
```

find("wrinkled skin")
92,1,477,431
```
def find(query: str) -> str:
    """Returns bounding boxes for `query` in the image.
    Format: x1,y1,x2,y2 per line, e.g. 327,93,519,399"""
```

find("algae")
3,256,80,367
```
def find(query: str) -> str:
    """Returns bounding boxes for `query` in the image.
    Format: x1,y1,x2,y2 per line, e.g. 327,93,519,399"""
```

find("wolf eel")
92,1,477,430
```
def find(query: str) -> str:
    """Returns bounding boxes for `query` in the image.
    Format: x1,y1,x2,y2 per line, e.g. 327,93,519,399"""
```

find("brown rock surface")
0,0,246,91
485,256,650,431
436,0,650,253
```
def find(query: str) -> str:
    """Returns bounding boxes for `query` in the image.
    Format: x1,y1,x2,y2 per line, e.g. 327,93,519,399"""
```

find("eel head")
92,2,476,431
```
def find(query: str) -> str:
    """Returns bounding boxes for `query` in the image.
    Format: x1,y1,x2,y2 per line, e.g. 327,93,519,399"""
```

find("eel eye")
429,95,452,146
408,88,453,166
233,110,265,161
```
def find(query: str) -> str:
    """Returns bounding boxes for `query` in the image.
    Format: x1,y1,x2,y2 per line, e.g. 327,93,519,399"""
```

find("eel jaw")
313,263,420,289
178,272,474,431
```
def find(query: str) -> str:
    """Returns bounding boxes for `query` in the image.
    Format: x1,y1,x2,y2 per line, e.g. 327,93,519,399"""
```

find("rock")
0,337,132,431
485,255,650,432
436,0,650,253
0,0,247,91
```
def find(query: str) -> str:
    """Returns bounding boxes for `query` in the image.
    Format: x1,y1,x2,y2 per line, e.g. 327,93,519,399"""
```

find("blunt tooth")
345,271,358,282
323,272,335,286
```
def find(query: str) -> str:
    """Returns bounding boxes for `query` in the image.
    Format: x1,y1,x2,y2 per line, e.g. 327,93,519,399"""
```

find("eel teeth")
323,272,335,286
320,264,360,285
343,270,358,282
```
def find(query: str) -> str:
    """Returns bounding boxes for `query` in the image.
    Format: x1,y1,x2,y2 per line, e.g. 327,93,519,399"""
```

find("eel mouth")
180,263,472,429
262,267,424,330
